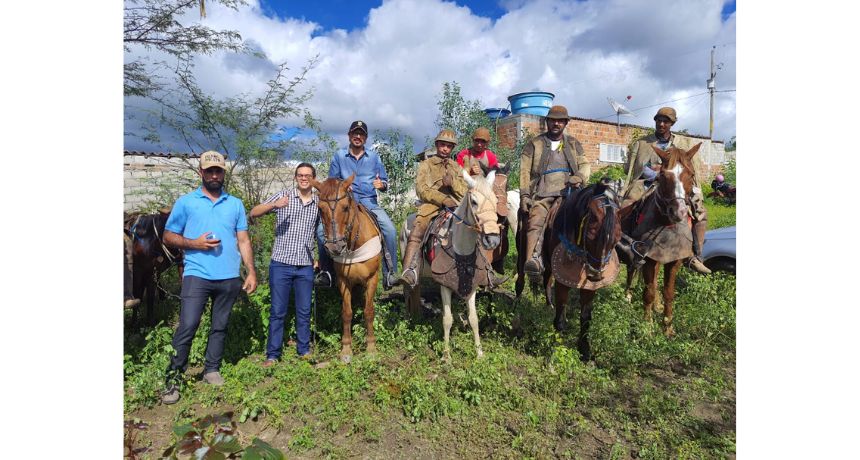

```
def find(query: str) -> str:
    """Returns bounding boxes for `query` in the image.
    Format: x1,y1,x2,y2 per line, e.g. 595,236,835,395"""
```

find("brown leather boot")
688,220,712,274
398,239,423,288
523,227,544,278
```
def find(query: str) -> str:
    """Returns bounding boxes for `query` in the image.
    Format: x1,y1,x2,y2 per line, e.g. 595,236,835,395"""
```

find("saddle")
423,211,495,298
622,186,693,264
548,188,620,289
356,202,388,263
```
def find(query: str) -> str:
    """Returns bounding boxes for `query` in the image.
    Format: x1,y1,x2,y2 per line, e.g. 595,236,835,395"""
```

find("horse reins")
559,192,618,273
319,188,363,252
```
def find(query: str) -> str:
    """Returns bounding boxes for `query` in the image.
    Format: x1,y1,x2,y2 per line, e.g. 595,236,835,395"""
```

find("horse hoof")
366,342,377,354
442,353,452,363
476,350,484,359
663,327,676,338
340,354,352,364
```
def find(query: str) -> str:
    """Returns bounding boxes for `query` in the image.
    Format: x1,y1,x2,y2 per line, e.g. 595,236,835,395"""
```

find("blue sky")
124,0,737,152
259,0,735,31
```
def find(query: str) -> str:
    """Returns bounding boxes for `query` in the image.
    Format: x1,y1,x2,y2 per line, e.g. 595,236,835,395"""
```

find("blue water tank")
507,91,555,116
484,108,511,120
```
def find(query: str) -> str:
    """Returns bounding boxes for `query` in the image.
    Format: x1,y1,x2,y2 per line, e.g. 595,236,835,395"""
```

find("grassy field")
124,201,736,459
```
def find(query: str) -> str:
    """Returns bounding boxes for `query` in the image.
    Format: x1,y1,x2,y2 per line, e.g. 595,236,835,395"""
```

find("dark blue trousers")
266,262,314,358
168,275,242,374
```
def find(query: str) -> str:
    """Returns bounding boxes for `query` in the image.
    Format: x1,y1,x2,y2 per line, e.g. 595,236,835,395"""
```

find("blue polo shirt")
165,187,249,280
328,147,389,207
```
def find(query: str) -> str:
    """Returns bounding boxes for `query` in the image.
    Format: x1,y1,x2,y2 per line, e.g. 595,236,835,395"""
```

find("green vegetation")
125,224,736,457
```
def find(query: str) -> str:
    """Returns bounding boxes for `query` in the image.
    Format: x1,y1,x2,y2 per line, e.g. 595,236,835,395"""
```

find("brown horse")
539,178,623,361
312,174,382,363
125,209,184,326
621,143,702,337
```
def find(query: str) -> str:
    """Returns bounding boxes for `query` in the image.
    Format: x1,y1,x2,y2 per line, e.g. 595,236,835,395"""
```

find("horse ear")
343,173,356,190
650,144,669,162
686,142,702,160
462,169,477,189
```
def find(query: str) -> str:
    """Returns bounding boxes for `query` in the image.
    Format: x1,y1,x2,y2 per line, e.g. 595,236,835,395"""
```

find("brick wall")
494,114,727,177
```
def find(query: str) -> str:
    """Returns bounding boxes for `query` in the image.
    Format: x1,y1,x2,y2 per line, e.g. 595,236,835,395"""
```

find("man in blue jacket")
315,120,398,289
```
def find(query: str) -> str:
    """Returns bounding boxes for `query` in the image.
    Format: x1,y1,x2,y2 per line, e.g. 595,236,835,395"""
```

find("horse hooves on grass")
340,354,352,364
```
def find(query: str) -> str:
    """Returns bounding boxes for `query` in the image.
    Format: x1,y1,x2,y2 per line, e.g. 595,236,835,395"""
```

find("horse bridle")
653,176,686,220
450,188,498,235
130,214,181,265
318,187,361,251
560,193,619,274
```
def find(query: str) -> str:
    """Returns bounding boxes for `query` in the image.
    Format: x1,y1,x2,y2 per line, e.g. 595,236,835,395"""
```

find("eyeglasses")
296,174,313,179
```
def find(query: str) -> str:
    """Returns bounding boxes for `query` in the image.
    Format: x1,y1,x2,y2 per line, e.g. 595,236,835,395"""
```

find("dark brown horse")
621,143,702,337
125,209,184,326
312,174,382,363
540,178,623,361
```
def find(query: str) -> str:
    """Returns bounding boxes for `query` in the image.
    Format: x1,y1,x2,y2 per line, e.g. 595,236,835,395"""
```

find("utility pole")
707,45,716,140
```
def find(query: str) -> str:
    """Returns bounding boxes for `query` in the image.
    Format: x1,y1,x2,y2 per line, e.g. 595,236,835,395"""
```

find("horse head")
312,173,357,257
460,169,501,250
650,143,701,224
580,178,623,281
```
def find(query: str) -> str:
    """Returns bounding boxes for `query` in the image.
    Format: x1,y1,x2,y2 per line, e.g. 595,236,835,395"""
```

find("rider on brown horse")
520,105,592,281
619,107,711,274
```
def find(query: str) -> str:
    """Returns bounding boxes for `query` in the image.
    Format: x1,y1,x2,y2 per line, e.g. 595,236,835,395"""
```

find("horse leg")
661,260,682,338
624,262,636,302
338,279,354,363
441,286,454,363
642,260,658,324
363,273,379,355
578,289,596,362
466,290,483,359
553,284,570,332
406,285,422,320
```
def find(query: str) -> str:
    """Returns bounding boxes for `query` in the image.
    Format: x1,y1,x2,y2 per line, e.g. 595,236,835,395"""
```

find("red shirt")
456,148,499,173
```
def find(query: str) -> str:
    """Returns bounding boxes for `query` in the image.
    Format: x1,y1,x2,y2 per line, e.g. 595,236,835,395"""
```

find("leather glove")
520,195,532,213
442,172,453,187
443,197,458,208
568,175,584,188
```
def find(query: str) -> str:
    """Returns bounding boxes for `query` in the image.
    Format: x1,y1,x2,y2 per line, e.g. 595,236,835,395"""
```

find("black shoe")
382,272,398,290
314,270,332,288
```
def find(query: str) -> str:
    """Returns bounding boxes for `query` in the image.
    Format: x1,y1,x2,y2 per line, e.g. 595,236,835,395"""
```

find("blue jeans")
266,262,314,358
168,275,242,374
316,205,398,277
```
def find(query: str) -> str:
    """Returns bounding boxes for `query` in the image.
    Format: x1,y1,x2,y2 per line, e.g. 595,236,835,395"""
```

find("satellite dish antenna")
608,97,634,134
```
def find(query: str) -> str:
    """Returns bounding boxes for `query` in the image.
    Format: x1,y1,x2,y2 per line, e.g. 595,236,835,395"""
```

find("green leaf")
242,438,285,460
211,433,243,454
173,423,195,437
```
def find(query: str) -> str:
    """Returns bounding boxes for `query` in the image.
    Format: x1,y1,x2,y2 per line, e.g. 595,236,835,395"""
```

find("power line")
593,92,710,120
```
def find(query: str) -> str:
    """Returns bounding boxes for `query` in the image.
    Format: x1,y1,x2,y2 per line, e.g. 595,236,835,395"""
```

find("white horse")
438,171,501,361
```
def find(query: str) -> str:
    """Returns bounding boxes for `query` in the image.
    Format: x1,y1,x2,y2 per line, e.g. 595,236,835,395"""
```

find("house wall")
123,152,295,212
494,114,728,178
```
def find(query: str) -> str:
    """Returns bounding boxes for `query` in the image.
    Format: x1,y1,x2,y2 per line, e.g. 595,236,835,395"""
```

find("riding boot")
687,220,712,274
124,233,140,308
398,217,430,288
398,240,423,288
523,225,545,278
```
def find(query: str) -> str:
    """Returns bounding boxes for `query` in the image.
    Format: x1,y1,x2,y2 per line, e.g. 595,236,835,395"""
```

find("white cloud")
124,0,736,152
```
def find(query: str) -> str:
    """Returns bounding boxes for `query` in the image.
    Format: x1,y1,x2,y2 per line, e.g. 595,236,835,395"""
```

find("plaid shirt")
262,188,319,266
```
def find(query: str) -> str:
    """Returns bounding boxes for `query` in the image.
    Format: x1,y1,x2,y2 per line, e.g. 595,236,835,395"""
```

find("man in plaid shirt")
250,162,320,364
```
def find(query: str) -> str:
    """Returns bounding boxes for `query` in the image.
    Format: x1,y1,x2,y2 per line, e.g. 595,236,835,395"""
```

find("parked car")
701,226,736,274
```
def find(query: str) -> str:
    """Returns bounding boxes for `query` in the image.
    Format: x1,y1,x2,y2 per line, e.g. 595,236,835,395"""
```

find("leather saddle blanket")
623,188,693,264
425,214,494,298
548,186,621,289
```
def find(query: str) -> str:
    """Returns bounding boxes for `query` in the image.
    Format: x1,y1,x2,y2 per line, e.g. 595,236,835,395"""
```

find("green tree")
135,56,326,206
373,129,417,227
434,81,530,190
124,0,251,97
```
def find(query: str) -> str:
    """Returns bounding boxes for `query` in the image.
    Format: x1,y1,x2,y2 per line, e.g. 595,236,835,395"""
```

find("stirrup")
398,267,419,288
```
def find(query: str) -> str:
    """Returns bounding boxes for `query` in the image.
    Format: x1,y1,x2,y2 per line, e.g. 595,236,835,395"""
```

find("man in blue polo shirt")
160,150,258,405
315,120,399,289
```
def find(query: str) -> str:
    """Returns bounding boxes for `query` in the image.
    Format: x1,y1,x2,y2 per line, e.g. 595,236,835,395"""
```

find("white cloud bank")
124,0,736,151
